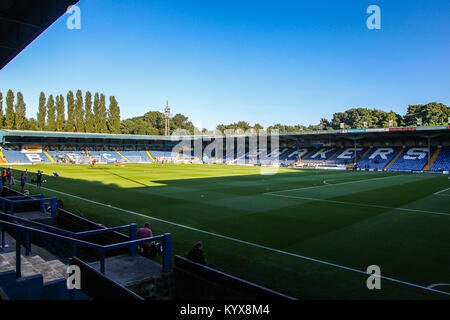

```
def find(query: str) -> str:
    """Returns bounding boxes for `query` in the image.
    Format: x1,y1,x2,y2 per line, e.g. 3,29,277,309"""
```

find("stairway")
0,251,67,283
384,148,404,170
43,150,55,163
146,150,156,162
0,149,8,164
423,148,441,171
348,148,371,169
0,251,87,300
116,151,130,162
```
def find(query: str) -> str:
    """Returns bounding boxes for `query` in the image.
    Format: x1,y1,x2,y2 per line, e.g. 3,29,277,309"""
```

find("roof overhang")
0,0,79,70
0,126,449,144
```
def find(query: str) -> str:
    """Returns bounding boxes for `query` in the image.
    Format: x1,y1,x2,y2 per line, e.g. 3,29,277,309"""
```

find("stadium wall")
174,255,295,300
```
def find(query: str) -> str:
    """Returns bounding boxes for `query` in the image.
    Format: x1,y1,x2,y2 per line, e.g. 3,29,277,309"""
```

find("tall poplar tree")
107,96,121,133
93,92,101,132
99,93,108,133
5,89,15,129
66,91,75,132
37,92,46,130
56,95,66,131
75,89,85,132
15,92,26,129
46,95,56,131
84,91,94,132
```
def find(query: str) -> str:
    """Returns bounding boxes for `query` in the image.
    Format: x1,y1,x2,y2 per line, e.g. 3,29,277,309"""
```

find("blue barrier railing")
0,195,57,216
0,211,133,239
0,218,172,278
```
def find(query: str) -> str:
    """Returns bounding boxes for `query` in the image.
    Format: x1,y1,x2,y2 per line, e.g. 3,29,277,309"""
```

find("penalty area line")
19,182,450,297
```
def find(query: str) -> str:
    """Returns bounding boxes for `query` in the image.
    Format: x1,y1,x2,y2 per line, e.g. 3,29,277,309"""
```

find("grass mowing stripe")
264,193,450,217
265,173,450,216
268,173,409,194
21,181,450,297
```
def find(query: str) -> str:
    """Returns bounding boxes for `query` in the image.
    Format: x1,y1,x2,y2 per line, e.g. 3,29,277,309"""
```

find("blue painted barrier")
0,195,58,216
0,216,172,278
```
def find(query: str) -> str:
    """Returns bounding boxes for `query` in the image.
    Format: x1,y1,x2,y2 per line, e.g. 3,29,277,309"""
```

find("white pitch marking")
265,173,450,216
427,283,450,289
16,181,450,297
434,188,450,196
268,174,410,194
265,193,450,217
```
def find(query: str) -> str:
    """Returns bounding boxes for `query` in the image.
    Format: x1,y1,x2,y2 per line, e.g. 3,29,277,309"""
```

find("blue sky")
1,0,449,130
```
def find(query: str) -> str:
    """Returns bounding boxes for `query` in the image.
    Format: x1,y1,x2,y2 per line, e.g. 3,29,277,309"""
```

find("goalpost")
123,156,144,163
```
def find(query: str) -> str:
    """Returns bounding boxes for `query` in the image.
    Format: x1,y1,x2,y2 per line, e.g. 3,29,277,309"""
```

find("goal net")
124,156,143,163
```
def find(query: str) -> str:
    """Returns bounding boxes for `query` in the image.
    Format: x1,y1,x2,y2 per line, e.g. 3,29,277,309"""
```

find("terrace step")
146,150,156,162
349,148,372,168
0,251,67,283
384,147,404,170
423,148,441,171
0,149,8,163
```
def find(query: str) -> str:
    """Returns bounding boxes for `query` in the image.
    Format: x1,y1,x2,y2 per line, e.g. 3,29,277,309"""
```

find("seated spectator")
187,242,214,268
137,223,160,257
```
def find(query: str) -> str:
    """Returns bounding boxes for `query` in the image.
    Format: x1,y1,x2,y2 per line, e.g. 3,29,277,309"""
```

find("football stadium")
0,0,449,305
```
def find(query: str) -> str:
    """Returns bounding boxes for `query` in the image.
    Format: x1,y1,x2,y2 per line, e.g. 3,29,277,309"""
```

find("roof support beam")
0,15,41,29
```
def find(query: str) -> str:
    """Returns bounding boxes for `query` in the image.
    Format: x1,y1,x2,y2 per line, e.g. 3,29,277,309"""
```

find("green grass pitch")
7,163,450,299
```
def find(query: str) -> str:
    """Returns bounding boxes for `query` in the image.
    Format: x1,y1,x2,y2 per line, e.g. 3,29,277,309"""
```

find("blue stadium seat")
327,147,368,164
356,147,401,170
388,147,435,171
428,147,450,171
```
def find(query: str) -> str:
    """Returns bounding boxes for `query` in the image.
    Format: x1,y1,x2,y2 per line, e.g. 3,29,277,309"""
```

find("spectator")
20,172,26,193
1,168,6,187
36,170,43,188
6,168,12,185
137,222,159,257
187,242,214,268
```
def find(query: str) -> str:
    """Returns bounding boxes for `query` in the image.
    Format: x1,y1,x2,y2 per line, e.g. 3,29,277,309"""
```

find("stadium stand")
328,147,368,164
303,148,336,162
0,126,449,172
355,147,402,170
427,147,450,172
388,147,435,172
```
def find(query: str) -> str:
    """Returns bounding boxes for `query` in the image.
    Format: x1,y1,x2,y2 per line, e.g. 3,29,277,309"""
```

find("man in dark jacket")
187,242,206,265
36,170,43,188
187,242,214,268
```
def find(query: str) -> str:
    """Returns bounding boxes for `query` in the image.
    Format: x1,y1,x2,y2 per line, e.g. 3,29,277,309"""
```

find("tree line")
0,89,121,133
0,90,448,135
120,112,196,135
216,102,449,133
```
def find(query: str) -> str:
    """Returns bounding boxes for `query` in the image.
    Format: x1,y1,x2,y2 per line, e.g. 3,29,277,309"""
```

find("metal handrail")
0,218,172,278
0,211,134,239
0,195,57,216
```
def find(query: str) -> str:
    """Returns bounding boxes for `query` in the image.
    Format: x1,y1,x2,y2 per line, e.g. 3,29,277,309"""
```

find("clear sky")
1,0,449,130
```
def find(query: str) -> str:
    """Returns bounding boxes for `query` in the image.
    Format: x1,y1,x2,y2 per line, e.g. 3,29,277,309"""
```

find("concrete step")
0,251,67,283
45,260,67,278
0,255,13,272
